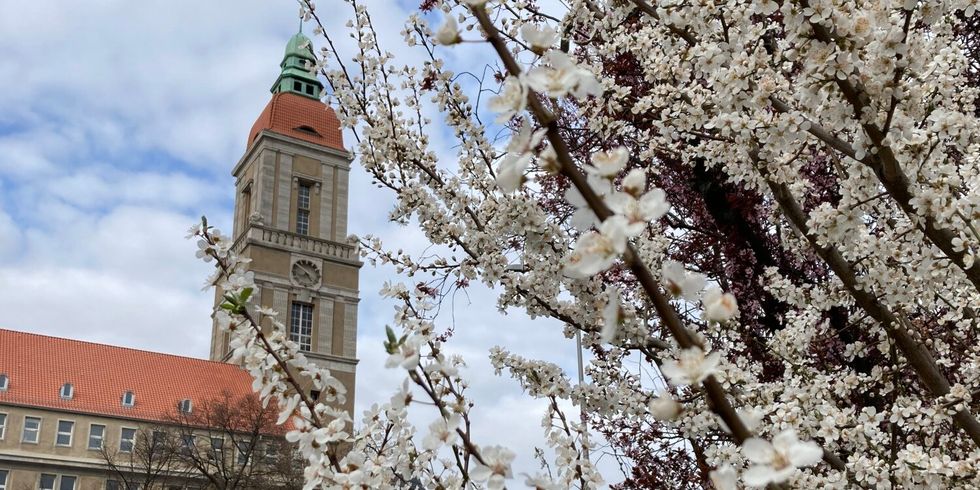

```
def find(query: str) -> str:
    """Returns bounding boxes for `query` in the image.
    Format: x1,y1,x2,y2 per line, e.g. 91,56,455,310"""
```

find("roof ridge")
0,327,241,369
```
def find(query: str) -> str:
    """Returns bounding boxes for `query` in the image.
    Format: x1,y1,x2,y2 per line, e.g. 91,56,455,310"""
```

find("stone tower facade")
210,31,360,410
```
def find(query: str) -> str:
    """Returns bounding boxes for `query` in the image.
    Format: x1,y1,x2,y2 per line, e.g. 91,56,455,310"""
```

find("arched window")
60,383,74,400
121,390,135,407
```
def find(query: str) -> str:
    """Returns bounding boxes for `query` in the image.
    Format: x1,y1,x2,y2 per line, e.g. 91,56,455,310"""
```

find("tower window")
293,81,302,91
122,390,135,407
296,183,311,235
305,84,315,95
60,383,74,400
290,302,313,351
241,185,252,228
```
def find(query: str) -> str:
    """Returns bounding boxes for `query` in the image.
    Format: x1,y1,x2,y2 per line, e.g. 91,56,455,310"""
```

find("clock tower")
211,30,360,412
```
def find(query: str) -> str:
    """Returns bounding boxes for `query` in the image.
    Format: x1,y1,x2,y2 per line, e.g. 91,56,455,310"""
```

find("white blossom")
660,346,722,385
488,76,528,122
742,430,823,486
703,286,739,323
470,445,515,490
434,16,461,45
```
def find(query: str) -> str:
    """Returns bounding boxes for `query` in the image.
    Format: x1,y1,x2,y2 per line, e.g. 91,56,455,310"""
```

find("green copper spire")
271,29,323,100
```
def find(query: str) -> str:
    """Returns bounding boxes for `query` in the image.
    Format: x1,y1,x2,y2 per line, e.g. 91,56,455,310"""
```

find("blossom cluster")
193,0,980,487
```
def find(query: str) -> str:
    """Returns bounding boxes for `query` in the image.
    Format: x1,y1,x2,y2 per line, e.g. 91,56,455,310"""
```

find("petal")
741,437,775,463
741,465,775,487
788,440,824,468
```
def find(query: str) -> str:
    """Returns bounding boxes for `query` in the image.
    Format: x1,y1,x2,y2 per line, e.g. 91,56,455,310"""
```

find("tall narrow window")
120,428,136,453
56,420,74,446
88,424,105,450
60,383,73,400
290,302,313,351
0,469,7,490
121,391,135,407
0,412,6,440
241,186,252,228
296,183,311,235
22,416,40,443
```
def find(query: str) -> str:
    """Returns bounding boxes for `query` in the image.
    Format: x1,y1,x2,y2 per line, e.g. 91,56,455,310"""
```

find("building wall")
213,132,360,411
0,404,263,490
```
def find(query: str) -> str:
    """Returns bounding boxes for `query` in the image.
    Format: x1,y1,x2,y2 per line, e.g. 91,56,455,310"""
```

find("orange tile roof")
248,92,345,151
0,328,255,425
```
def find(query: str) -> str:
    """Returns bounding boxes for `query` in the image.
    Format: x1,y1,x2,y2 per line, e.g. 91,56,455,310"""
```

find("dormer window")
60,383,74,400
294,125,320,137
0,373,8,391
178,399,193,414
122,391,135,407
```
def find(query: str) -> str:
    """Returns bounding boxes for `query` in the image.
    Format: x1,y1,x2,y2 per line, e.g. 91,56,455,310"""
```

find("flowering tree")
192,0,980,486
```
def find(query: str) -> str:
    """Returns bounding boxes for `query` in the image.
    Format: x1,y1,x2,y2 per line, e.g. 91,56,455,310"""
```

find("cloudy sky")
0,0,616,482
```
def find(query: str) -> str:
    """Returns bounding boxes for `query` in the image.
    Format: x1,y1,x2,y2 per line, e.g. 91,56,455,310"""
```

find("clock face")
291,260,321,287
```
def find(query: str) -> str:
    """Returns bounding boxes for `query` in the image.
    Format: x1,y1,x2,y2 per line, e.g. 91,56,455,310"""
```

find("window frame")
0,468,8,490
178,399,193,414
58,475,77,490
289,301,314,351
180,434,195,456
60,383,74,400
88,423,106,451
55,419,74,447
236,439,252,466
22,415,41,444
295,182,312,235
121,390,135,408
0,412,6,440
39,473,57,490
0,373,8,391
119,427,137,453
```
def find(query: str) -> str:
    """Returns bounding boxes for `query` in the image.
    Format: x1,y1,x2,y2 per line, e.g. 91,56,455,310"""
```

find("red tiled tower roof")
248,92,345,151
0,329,254,424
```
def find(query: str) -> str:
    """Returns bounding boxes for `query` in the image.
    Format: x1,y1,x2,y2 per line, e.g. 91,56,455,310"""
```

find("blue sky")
0,0,618,482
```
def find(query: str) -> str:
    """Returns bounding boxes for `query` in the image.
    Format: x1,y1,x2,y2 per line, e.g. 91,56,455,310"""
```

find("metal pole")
576,329,590,460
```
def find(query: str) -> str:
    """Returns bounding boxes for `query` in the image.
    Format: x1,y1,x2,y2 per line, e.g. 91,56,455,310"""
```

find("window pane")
121,428,136,452
57,420,74,445
297,184,311,210
236,440,251,465
290,302,313,351
89,424,105,450
23,416,40,443
39,474,56,490
296,209,309,235
106,481,120,490
0,413,6,439
59,476,76,490
0,469,7,489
